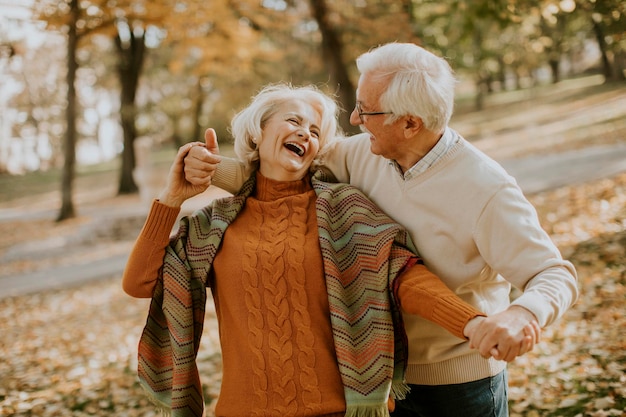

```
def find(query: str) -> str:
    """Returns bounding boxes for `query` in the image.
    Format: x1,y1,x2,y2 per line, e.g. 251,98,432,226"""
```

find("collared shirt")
391,127,458,180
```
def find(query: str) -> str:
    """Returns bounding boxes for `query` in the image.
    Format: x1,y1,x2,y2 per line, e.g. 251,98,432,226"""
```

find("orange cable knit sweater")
123,174,482,417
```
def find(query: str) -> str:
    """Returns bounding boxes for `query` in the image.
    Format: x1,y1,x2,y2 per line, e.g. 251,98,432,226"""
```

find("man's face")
351,73,404,161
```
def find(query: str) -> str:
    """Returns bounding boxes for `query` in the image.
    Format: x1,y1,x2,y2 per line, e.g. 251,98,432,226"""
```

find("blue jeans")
391,370,509,417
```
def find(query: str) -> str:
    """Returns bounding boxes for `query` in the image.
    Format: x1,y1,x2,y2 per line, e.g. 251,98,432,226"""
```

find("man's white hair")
356,42,456,134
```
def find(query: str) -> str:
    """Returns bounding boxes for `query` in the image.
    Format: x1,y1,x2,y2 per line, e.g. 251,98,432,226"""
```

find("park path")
501,143,626,194
0,185,231,299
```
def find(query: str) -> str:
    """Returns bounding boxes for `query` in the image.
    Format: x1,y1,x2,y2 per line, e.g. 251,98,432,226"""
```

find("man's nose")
349,108,361,126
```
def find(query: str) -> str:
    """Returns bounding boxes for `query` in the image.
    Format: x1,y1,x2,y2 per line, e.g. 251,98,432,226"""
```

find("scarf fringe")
345,403,390,417
140,380,173,416
145,395,171,416
390,381,411,400
140,381,207,417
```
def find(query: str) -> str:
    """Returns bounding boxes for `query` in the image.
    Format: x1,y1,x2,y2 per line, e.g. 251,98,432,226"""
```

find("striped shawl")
137,171,419,417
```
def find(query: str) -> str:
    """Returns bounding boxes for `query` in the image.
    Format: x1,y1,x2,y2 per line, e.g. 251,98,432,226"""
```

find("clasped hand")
464,305,541,362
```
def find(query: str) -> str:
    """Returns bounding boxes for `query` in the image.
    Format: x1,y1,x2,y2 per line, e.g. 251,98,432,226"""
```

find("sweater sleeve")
475,183,578,327
121,200,181,298
212,156,248,194
317,134,369,184
396,263,485,340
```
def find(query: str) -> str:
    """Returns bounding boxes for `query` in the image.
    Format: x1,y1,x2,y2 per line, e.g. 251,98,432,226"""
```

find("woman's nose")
298,129,310,140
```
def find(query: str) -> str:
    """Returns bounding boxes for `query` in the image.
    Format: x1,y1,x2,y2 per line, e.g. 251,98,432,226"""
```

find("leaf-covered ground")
0,171,624,417
509,173,626,417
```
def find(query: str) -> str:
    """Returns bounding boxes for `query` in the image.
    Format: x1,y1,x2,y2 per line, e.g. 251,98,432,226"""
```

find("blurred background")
0,1,625,416
0,0,624,219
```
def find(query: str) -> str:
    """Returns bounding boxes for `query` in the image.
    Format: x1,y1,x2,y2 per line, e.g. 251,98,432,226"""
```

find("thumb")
204,128,220,155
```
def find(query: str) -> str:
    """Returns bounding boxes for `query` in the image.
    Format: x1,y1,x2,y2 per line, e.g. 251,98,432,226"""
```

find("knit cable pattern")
285,197,324,415
241,202,269,414
260,200,297,414
243,194,323,415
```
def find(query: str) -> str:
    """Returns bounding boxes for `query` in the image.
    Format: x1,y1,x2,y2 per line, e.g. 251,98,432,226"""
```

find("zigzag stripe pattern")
138,191,246,417
137,247,205,416
313,177,417,406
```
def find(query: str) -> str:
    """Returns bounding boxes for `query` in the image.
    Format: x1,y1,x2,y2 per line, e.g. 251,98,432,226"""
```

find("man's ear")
404,116,423,138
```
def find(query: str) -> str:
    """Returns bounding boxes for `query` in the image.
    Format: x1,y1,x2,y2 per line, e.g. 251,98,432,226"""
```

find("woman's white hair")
356,42,456,134
231,83,340,174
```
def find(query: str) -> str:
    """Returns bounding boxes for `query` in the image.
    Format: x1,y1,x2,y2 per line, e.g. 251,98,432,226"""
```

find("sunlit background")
0,1,625,416
0,0,623,178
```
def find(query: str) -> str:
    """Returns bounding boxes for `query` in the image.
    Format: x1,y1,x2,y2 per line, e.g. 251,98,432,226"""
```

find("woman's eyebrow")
284,112,302,119
285,112,320,132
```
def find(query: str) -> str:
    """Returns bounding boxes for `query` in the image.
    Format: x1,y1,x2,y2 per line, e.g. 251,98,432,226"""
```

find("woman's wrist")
157,190,184,208
463,316,485,339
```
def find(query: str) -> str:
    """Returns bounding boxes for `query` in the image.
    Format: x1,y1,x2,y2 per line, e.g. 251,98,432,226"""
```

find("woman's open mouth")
284,142,305,157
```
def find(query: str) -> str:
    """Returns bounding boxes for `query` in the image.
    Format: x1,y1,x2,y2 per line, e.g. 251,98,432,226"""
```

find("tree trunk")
613,50,626,81
474,77,486,111
193,77,204,143
549,59,560,84
308,0,358,135
591,18,613,81
473,27,485,111
497,55,506,90
56,0,79,222
115,23,146,195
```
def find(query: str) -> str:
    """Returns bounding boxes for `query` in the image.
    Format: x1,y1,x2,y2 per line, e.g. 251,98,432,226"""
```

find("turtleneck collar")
253,171,313,202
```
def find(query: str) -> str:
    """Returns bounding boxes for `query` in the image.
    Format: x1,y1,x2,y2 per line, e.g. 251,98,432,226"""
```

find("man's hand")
464,306,542,362
157,129,221,207
184,128,222,187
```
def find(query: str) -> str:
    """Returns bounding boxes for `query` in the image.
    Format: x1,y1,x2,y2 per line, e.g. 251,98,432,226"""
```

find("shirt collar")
391,127,456,180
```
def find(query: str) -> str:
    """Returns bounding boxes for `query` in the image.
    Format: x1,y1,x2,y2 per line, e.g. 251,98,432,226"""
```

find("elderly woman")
122,84,485,417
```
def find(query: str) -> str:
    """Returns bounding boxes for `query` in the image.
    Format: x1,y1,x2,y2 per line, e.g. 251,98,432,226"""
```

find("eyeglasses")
355,102,393,123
